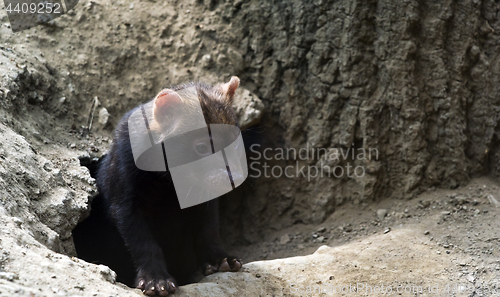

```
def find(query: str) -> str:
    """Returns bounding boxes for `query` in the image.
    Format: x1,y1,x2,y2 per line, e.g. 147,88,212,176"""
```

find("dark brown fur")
93,80,242,296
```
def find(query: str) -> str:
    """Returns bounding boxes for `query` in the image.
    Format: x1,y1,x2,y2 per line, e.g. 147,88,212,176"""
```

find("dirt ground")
228,176,500,295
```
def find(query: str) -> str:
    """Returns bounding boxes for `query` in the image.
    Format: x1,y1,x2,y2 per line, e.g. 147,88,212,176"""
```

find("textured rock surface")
0,122,94,254
232,88,264,130
216,0,500,238
0,212,133,296
0,47,96,256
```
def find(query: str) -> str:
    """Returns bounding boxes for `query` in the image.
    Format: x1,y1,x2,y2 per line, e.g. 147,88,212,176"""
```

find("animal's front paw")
137,273,177,296
204,257,242,276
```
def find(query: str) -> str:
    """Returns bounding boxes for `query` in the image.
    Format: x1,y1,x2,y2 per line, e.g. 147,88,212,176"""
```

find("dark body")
92,81,242,295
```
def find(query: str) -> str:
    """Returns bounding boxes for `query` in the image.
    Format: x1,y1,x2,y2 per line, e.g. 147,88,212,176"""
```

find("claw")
145,286,156,296
218,258,230,272
158,285,169,296
205,264,217,276
138,280,145,290
167,281,177,293
230,259,242,272
136,277,176,296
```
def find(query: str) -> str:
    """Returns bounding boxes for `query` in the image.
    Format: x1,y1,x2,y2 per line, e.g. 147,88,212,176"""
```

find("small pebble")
376,209,387,220
0,272,18,281
280,234,290,245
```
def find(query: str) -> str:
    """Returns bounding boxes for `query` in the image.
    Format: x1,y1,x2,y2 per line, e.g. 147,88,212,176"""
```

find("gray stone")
280,234,290,245
376,209,387,220
232,88,265,130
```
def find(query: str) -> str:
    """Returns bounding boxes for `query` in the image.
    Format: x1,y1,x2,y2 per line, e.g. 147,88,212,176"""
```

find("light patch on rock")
280,234,290,245
376,209,387,220
232,88,265,130
98,107,110,126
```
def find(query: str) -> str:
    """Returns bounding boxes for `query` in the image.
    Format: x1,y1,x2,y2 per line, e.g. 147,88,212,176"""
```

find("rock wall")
216,0,500,241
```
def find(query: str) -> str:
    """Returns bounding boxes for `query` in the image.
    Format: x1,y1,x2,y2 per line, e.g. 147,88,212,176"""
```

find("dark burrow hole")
73,155,137,287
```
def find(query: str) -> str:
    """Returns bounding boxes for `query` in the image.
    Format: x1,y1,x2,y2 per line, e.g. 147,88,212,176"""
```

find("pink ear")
220,76,240,99
153,89,182,121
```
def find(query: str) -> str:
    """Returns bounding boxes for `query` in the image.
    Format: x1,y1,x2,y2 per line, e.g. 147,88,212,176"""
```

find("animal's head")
132,76,246,208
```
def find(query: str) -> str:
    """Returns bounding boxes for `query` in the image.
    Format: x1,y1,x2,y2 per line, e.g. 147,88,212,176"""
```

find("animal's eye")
196,143,209,154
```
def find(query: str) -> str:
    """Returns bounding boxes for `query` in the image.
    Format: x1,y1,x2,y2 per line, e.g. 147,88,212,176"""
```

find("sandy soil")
228,176,500,295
